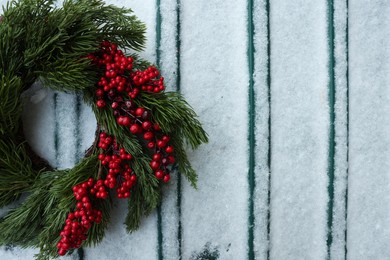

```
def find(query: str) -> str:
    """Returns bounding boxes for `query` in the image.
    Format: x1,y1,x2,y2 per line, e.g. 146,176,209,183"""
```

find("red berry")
142,121,152,130
130,124,140,134
152,153,162,161
95,89,104,97
167,155,175,164
163,174,171,183
161,157,169,165
96,99,106,108
143,131,154,140
155,170,164,179
58,249,67,256
157,140,166,148
153,123,161,131
165,146,174,153
122,116,131,126
111,102,119,109
150,161,160,170
135,107,145,117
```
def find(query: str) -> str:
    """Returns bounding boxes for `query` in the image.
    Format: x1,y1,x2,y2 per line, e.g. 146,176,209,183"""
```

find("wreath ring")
0,1,207,259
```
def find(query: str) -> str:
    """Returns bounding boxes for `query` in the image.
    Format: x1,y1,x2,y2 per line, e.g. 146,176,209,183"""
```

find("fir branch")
0,75,23,135
136,92,209,149
134,92,208,188
0,183,49,247
0,139,36,207
169,130,198,188
1,0,147,92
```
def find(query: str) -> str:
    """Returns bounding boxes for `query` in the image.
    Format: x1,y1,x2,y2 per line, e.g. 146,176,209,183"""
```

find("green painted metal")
76,95,84,260
266,0,272,259
78,248,84,260
246,0,256,259
345,0,350,258
54,93,59,166
327,0,336,258
75,94,82,163
176,1,183,258
155,0,164,259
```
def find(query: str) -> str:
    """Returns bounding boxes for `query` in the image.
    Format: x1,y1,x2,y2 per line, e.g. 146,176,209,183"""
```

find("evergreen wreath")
0,0,207,259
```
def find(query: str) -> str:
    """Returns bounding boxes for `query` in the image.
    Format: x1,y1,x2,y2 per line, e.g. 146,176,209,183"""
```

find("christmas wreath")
0,0,207,259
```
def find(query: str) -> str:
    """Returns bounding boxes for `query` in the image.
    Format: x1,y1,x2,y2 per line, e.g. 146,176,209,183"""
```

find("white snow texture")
0,0,390,259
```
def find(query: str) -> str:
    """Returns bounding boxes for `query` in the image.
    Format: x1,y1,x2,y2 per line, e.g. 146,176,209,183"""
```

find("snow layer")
55,92,78,169
268,0,330,259
158,0,178,91
22,83,58,168
2,0,390,259
179,0,249,259
330,0,349,259
77,98,97,162
347,1,390,259
252,0,271,259
157,1,181,259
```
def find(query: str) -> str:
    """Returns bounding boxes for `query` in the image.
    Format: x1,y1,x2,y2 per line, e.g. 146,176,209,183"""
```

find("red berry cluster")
89,41,165,108
58,132,138,256
97,132,137,198
91,41,176,183
57,178,103,256
58,41,178,257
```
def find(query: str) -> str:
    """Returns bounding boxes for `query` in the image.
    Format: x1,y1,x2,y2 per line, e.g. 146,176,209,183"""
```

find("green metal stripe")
266,0,272,259
327,0,336,258
78,247,84,260
176,1,182,93
75,94,84,260
54,92,59,166
155,0,163,259
176,1,183,259
247,0,255,259
75,94,82,162
345,0,350,258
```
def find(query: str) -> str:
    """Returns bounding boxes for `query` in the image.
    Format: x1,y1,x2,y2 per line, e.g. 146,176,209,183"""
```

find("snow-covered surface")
347,1,390,259
268,1,329,259
158,1,181,259
252,0,270,259
1,0,390,259
330,0,349,259
179,0,249,259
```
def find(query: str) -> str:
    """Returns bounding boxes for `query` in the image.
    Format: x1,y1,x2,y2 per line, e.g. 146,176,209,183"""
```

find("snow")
1,0,390,259
157,0,178,92
268,0,329,259
77,98,97,162
347,1,390,259
179,0,249,259
252,0,271,259
157,1,181,259
22,83,58,168
55,92,78,169
330,0,349,259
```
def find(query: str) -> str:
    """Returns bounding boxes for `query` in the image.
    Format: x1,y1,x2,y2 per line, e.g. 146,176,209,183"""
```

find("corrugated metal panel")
1,0,390,259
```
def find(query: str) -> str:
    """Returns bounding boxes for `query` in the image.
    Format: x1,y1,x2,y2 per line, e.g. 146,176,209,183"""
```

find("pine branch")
136,92,209,149
0,139,36,207
134,92,208,187
0,75,23,135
